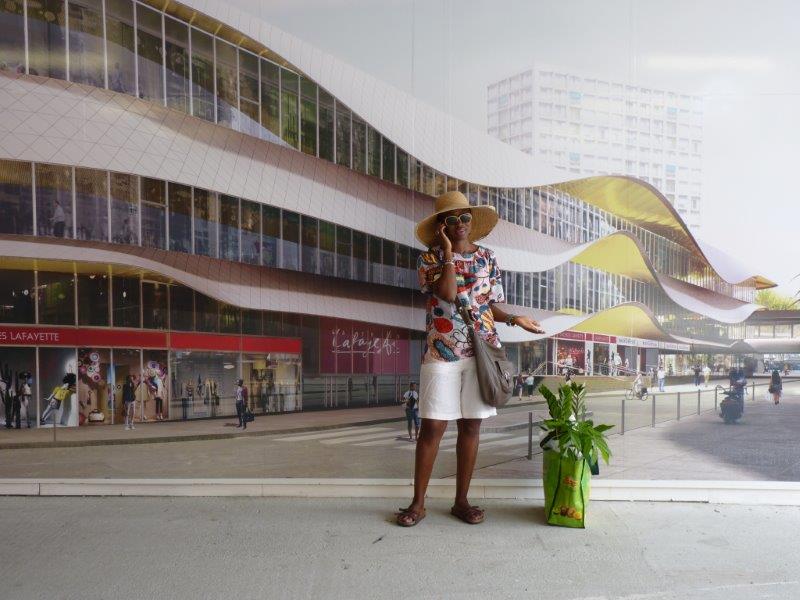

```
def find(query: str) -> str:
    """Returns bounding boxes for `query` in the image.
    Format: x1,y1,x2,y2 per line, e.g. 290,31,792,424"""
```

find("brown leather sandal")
450,504,485,524
396,507,426,527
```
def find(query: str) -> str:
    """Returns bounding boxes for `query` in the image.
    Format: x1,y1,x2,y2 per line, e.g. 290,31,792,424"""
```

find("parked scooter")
719,368,746,424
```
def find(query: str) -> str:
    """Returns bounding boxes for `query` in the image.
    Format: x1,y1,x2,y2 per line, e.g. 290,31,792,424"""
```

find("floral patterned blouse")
417,245,505,363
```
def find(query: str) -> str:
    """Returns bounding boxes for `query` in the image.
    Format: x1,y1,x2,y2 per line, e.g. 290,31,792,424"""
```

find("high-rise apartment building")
487,66,704,231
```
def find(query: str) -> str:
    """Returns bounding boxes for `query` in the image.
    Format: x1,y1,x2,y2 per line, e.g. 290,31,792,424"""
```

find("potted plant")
538,381,613,528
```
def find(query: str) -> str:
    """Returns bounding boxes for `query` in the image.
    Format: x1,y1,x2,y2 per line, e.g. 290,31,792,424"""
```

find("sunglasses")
443,213,473,226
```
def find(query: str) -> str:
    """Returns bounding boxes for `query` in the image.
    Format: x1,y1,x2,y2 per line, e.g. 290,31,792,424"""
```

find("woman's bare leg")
454,418,482,509
401,418,448,517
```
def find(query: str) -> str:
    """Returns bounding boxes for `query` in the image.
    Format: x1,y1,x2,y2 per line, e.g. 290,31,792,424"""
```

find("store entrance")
243,353,302,414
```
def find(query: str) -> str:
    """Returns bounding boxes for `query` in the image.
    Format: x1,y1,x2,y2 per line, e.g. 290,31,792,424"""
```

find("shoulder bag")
459,306,514,408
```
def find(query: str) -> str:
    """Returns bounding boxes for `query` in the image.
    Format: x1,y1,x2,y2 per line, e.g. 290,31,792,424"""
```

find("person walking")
612,352,622,376
702,364,711,387
122,375,138,430
396,191,544,527
51,199,66,237
693,364,702,387
234,379,245,429
657,364,666,392
514,373,525,400
769,369,782,405
402,382,420,441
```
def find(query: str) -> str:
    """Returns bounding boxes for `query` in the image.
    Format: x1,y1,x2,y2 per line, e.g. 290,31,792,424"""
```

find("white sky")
242,0,800,296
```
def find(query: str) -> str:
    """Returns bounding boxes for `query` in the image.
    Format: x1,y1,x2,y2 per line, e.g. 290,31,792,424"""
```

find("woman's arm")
491,304,545,334
431,223,457,303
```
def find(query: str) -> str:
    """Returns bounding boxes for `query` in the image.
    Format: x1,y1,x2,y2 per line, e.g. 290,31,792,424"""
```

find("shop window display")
136,3,163,104
0,348,36,429
171,351,234,419
105,0,136,95
109,172,139,245
68,0,104,87
77,348,111,424
27,0,66,80
141,352,168,421
0,0,26,74
111,348,141,425
38,348,77,427
75,167,108,241
164,16,190,114
243,352,301,414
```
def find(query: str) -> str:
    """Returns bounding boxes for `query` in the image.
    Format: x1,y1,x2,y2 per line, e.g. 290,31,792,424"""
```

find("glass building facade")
0,0,754,302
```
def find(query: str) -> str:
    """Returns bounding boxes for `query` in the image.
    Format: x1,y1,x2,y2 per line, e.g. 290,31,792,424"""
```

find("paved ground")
1,383,797,481
1,497,799,600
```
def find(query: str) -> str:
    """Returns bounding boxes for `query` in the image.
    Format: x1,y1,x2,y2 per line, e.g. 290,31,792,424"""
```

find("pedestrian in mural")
612,352,622,376
122,375,139,430
51,199,66,237
402,382,420,441
525,372,536,399
657,364,666,392
19,374,32,429
702,363,711,387
693,364,702,387
396,191,544,527
514,373,525,399
768,369,782,405
235,379,247,430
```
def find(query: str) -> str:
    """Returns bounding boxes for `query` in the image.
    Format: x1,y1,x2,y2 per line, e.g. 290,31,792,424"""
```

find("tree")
755,289,798,310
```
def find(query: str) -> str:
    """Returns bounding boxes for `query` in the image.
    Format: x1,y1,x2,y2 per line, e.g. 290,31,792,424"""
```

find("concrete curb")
2,478,800,505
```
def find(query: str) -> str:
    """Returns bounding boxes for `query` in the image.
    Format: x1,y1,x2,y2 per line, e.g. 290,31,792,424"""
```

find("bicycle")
624,382,649,402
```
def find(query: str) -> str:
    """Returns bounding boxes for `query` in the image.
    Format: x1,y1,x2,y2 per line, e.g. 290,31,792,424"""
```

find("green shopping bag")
543,450,590,528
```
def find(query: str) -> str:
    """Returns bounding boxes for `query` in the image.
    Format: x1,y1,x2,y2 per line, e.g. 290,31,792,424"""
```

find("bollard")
715,386,718,410
527,412,533,460
621,397,625,435
697,389,701,415
651,393,656,427
752,381,755,401
677,391,681,420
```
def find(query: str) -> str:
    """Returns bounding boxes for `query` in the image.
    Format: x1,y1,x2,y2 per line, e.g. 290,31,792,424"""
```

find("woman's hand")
437,223,452,254
513,316,545,334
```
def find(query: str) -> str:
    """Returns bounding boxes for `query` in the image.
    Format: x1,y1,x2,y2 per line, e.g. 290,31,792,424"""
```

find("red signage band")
555,331,586,341
0,325,300,354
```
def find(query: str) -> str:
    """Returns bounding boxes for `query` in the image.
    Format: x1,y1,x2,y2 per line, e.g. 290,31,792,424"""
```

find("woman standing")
769,369,782,405
396,191,544,527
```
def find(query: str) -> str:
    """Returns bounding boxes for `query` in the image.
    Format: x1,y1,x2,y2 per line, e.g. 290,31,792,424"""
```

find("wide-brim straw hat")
415,191,498,248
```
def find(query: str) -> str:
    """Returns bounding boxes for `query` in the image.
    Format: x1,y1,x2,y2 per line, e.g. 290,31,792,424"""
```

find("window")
35,164,73,239
136,4,163,104
215,39,238,128
352,116,367,174
140,177,166,249
281,69,300,149
219,195,239,261
110,172,138,244
239,51,260,137
242,310,262,336
219,302,240,334
194,292,218,332
142,281,168,329
367,127,381,177
164,17,189,113
301,215,318,274
27,0,66,79
0,269,35,324
319,220,335,275
37,270,75,325
318,89,334,162
192,188,218,258
262,205,280,268
335,225,351,279
0,0,26,74
382,240,396,285
281,210,300,270
68,0,104,87
105,0,135,95
382,138,395,183
112,275,140,328
300,77,317,156
169,285,193,331
190,29,214,122
335,102,351,168
260,60,281,140
75,167,108,241
396,149,409,188
168,182,192,253
0,159,33,235
369,235,382,282
240,200,260,264
352,230,367,281
78,273,109,326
